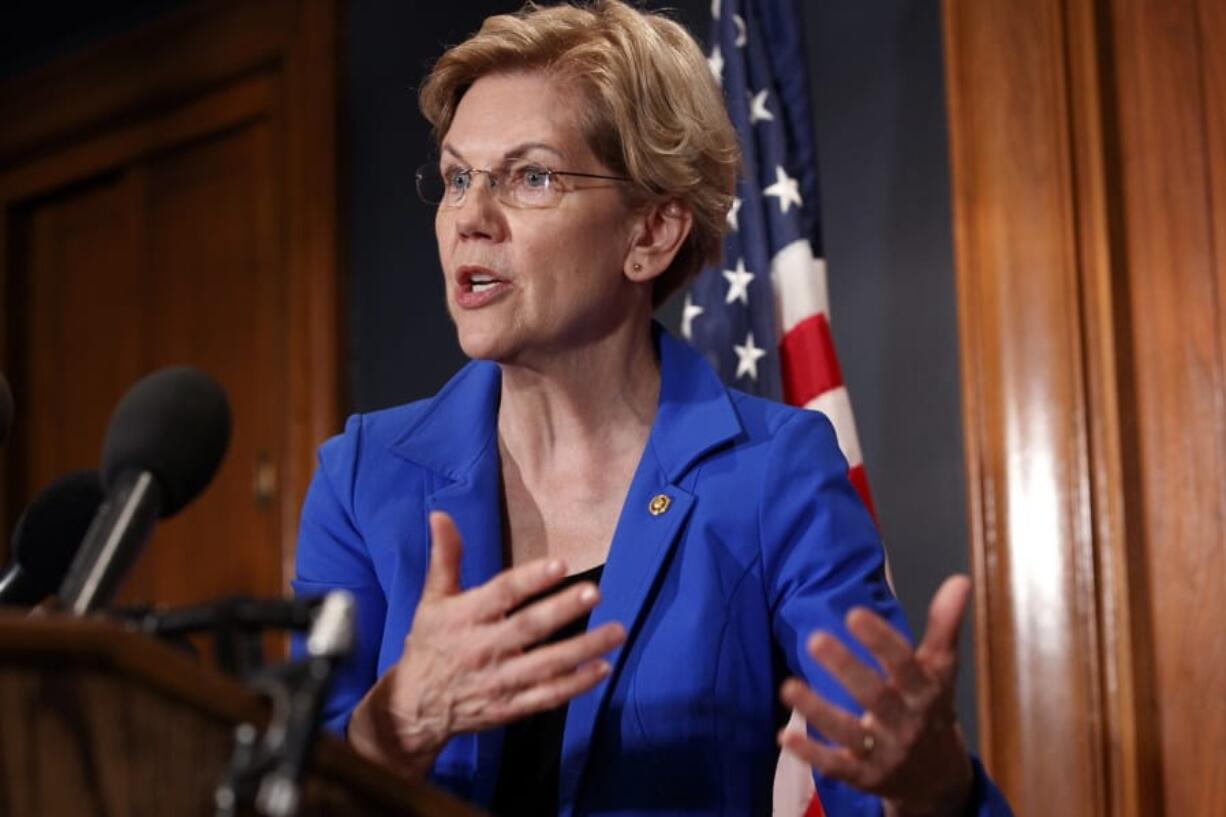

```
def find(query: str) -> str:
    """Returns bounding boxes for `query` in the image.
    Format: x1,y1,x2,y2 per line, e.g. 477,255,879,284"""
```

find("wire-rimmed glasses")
415,161,630,209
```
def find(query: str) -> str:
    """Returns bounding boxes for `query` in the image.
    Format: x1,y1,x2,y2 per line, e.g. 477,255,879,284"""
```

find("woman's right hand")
347,511,626,777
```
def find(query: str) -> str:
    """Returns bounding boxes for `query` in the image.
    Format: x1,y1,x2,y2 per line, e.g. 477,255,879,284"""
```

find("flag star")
722,258,755,305
749,89,774,124
733,14,747,47
681,293,704,340
726,196,742,231
763,165,803,214
707,45,724,85
733,332,768,380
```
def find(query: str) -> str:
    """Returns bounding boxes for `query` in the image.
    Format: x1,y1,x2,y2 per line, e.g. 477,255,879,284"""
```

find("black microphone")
0,371,12,449
57,367,231,615
0,470,104,608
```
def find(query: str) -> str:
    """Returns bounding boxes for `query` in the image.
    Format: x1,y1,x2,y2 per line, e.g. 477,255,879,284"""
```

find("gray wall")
5,0,976,751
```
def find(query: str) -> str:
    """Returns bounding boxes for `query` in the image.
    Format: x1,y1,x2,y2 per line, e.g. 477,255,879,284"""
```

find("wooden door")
0,0,339,616
943,0,1226,814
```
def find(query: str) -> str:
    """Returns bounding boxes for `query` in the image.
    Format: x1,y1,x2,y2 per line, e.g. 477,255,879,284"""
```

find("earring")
632,262,643,272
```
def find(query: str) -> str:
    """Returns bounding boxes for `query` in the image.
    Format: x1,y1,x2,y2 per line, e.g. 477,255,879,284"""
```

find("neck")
496,320,660,477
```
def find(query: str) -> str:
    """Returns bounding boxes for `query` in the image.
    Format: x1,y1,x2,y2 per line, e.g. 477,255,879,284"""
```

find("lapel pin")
648,494,671,516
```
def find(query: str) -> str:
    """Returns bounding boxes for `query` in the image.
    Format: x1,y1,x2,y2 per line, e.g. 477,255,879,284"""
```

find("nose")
451,175,507,242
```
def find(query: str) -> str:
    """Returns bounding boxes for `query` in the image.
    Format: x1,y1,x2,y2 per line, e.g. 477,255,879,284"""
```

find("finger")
915,575,972,676
805,632,904,725
496,622,626,690
422,512,464,599
846,608,930,703
777,719,863,787
494,581,603,649
462,557,568,621
505,656,613,715
779,677,865,750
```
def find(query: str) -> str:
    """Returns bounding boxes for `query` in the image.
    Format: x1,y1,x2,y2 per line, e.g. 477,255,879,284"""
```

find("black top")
490,563,606,816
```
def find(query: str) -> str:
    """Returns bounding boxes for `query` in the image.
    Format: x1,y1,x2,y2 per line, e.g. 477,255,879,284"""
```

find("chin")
453,319,518,363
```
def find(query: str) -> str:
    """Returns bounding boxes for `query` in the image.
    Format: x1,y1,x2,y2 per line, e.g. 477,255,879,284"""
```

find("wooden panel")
11,112,284,610
1109,0,1226,814
0,0,298,164
945,0,1226,813
942,1,1106,812
0,0,339,614
124,120,284,606
21,174,147,492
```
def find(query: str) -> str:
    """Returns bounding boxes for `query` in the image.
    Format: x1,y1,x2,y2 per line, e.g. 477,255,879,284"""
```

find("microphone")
0,470,104,608
0,371,12,449
57,367,231,615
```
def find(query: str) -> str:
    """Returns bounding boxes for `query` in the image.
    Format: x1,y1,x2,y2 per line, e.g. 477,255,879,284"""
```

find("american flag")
683,1,877,814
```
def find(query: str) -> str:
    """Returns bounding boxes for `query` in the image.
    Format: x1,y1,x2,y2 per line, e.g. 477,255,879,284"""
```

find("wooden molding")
944,0,1226,813
942,0,1152,812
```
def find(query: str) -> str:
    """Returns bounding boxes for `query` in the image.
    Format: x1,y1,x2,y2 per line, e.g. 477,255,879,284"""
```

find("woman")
293,2,1011,815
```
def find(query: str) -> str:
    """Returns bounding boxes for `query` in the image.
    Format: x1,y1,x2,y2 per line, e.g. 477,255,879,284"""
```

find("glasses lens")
416,164,447,205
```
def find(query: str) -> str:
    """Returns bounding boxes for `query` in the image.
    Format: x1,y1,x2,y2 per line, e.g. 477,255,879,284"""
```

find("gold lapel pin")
648,494,671,516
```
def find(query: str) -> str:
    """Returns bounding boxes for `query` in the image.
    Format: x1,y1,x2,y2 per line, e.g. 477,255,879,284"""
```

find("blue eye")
519,166,550,189
445,168,471,193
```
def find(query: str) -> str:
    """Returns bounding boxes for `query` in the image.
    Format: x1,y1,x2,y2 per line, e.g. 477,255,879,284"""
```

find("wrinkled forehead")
440,70,597,168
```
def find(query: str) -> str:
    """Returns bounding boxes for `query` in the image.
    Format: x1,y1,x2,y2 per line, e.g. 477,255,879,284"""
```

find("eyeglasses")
416,161,631,209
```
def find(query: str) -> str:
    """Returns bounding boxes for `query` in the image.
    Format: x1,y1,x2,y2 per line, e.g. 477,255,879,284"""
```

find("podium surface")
0,613,483,816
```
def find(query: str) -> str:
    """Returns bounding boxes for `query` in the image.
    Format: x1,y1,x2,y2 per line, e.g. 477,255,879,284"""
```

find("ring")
856,730,876,757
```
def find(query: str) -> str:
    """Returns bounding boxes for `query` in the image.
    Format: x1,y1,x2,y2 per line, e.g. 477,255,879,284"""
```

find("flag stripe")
848,464,877,524
802,386,863,469
779,313,844,407
692,4,878,815
771,240,829,334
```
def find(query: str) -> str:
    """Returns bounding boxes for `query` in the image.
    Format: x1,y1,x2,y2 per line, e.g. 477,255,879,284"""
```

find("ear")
623,199,693,283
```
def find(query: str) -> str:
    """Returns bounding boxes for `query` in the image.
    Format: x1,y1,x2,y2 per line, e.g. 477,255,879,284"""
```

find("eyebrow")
441,141,567,164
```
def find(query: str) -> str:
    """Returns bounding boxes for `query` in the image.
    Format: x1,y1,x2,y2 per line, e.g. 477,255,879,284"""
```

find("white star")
722,258,755,306
733,332,768,380
734,14,747,47
749,89,774,124
711,0,721,20
763,165,803,214
706,45,720,85
681,293,704,340
726,196,742,231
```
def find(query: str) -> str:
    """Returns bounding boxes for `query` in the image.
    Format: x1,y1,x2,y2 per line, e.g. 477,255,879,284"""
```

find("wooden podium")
0,614,483,817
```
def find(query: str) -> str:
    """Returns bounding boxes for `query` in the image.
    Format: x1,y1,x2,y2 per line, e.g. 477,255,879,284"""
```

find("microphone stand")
211,591,356,817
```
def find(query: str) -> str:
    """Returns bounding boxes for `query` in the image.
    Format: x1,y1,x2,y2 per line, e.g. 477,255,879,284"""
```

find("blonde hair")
419,0,739,305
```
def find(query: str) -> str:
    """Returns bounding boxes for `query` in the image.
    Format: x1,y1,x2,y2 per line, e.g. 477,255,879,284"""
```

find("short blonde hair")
419,0,739,305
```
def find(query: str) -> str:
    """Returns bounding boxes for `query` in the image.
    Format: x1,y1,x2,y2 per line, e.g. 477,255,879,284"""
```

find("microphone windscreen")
100,367,231,517
0,371,12,448
11,470,105,597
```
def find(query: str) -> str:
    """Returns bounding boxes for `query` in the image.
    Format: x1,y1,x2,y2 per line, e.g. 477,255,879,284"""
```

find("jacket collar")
387,324,743,483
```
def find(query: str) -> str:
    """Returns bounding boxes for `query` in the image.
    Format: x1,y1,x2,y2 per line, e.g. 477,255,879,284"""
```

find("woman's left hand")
778,574,975,817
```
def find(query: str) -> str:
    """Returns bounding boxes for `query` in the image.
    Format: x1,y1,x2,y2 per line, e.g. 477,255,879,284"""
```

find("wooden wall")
0,0,340,615
943,0,1225,814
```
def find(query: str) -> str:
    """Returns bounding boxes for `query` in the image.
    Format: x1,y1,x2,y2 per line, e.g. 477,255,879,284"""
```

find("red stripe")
803,795,826,817
848,463,877,525
779,313,844,408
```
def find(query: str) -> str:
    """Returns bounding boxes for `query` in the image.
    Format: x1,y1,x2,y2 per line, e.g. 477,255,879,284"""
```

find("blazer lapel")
390,360,508,806
427,444,506,806
557,329,743,815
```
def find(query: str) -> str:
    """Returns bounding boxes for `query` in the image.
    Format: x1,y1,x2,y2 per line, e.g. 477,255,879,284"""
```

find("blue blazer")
292,329,1011,816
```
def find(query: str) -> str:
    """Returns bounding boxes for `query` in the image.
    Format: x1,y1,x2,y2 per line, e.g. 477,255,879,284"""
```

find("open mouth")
456,265,512,308
468,273,502,293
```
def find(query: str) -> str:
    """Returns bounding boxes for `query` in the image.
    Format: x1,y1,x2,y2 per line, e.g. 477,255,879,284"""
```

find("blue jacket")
292,329,1012,816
